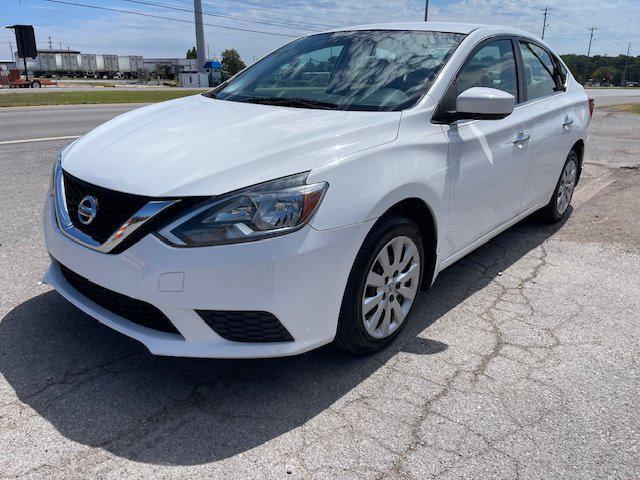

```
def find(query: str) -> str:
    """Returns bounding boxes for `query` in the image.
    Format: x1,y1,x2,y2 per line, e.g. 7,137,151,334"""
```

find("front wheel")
539,151,579,223
30,80,41,88
334,215,424,354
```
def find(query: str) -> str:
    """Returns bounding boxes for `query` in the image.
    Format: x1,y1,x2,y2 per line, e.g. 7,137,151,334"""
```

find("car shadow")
0,214,568,465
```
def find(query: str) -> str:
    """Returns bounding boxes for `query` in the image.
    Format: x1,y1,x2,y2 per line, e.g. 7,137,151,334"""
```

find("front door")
441,39,532,257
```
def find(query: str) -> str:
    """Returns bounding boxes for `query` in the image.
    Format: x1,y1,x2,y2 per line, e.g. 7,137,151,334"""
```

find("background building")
0,60,17,73
142,58,197,78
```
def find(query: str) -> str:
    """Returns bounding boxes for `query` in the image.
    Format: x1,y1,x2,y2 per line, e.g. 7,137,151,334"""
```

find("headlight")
156,173,328,247
47,151,62,197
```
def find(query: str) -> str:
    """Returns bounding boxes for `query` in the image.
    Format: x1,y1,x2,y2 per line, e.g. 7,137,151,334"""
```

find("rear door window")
518,42,561,100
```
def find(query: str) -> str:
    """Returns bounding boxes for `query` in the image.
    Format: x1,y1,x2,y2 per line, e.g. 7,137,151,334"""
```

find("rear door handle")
513,131,530,145
562,116,574,127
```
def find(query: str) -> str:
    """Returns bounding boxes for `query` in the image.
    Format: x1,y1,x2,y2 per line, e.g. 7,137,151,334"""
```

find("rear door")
517,41,572,209
440,38,532,256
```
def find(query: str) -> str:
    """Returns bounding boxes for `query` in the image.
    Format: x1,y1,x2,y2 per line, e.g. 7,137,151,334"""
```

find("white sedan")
44,22,591,357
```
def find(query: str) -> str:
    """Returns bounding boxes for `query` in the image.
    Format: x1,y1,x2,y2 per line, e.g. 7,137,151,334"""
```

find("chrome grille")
62,171,150,244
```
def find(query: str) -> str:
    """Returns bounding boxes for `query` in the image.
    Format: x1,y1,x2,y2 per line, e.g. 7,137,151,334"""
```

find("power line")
41,0,300,38
120,0,321,32
196,0,341,29
531,0,621,46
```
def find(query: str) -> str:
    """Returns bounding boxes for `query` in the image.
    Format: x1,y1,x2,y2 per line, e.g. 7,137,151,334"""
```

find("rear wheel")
334,215,424,354
539,151,578,223
30,80,41,88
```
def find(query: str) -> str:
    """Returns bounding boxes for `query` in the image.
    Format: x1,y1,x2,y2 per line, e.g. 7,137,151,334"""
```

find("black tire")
30,80,41,88
334,214,424,354
539,150,579,223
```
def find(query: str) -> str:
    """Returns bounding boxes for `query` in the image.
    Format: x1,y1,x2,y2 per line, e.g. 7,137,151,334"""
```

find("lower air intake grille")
59,263,181,336
196,310,294,343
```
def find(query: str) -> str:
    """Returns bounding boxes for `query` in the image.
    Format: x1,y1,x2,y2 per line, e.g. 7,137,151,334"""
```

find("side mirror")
455,87,515,121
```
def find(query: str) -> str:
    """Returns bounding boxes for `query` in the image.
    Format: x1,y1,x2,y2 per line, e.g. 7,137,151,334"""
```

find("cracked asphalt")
1,98,639,479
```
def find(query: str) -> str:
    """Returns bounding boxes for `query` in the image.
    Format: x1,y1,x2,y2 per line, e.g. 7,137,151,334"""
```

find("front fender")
307,132,449,256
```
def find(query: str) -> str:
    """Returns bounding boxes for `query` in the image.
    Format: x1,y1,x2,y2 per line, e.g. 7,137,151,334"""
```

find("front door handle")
562,116,574,127
513,131,530,145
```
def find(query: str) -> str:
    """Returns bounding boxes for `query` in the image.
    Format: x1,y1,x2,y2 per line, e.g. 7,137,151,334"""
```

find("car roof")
321,22,482,35
319,22,534,38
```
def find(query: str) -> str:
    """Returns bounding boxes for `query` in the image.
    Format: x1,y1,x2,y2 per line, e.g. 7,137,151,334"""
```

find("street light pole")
193,0,205,73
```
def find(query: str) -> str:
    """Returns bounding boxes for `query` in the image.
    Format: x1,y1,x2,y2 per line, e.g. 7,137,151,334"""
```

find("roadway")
0,104,141,144
585,87,640,106
0,91,639,479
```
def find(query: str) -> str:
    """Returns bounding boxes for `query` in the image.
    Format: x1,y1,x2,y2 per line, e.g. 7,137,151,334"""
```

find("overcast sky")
2,0,638,63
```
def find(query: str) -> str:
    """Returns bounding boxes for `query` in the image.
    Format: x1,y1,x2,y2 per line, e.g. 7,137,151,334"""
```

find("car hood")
62,94,401,197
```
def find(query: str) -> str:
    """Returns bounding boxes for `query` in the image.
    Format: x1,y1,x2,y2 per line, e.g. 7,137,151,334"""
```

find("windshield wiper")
236,96,342,110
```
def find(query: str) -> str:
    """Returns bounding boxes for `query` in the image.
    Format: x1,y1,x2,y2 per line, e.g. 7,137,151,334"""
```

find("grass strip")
603,103,640,114
0,90,205,107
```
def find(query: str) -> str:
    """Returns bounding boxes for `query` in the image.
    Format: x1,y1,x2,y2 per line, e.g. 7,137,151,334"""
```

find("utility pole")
541,6,550,39
9,41,14,62
583,26,598,84
621,42,631,86
193,0,206,73
424,0,429,21
48,36,52,49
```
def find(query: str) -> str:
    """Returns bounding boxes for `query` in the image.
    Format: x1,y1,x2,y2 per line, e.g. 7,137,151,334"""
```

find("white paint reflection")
468,122,494,166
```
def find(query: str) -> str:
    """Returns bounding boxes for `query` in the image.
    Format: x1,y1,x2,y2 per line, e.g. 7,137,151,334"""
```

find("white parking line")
0,135,80,146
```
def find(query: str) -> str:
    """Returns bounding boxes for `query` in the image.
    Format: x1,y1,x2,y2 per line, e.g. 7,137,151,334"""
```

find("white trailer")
15,49,82,77
37,52,57,72
117,55,143,78
96,54,119,78
81,54,97,75
59,52,80,73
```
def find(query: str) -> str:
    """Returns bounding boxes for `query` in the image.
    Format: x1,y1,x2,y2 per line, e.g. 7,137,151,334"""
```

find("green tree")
221,49,246,78
561,53,640,85
186,47,197,59
591,66,622,85
152,64,170,80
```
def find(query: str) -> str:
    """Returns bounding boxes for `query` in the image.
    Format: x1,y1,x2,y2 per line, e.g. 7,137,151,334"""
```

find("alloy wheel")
556,159,577,215
361,236,420,339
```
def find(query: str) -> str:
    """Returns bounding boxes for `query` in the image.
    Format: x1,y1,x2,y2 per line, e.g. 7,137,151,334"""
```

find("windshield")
209,30,465,112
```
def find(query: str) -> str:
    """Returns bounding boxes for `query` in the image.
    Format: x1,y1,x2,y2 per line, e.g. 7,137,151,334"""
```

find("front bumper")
43,196,374,358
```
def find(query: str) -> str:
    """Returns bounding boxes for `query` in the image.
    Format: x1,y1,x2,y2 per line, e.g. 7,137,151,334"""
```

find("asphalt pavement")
584,88,640,106
0,104,142,143
0,92,639,479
